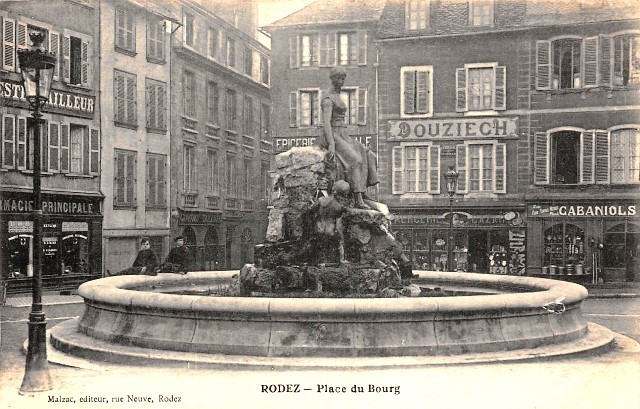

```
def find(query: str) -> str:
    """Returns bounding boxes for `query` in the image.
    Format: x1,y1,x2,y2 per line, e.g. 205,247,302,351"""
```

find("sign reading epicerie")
389,117,518,140
0,79,95,118
529,204,637,218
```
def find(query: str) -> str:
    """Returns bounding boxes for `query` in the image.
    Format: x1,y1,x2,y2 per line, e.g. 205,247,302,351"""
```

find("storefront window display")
543,223,586,275
604,222,639,281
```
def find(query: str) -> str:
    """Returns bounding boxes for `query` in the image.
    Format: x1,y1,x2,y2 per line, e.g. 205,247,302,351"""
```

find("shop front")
173,210,266,271
391,209,526,275
1,190,103,294
527,201,639,282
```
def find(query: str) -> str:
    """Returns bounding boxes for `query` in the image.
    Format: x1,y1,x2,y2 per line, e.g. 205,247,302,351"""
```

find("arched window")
204,227,222,270
543,223,585,274
611,128,640,184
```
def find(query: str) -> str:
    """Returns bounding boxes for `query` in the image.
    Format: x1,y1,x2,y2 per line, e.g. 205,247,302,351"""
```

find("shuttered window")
147,16,165,62
69,125,83,174
146,153,167,208
338,32,356,66
2,17,16,71
114,70,137,126
60,124,70,173
537,37,605,90
535,129,616,186
401,66,432,117
16,117,26,170
299,90,320,127
456,63,505,112
357,88,367,125
392,144,440,194
26,117,47,172
146,79,167,131
114,149,137,207
208,149,219,195
89,127,99,175
340,88,357,125
457,143,506,193
115,7,135,53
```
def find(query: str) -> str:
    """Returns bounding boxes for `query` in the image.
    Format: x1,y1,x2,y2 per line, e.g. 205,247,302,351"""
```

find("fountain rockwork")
236,146,412,297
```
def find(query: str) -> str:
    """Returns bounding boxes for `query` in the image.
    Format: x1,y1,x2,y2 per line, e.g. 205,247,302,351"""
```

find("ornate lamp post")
444,166,459,272
17,31,56,394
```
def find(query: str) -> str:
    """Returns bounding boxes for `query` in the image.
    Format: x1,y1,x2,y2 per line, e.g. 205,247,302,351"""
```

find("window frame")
456,62,506,115
207,81,219,126
146,15,165,63
610,126,640,184
536,36,599,90
400,65,434,118
207,148,220,196
300,33,319,68
183,11,195,49
612,33,640,87
405,0,430,31
456,141,507,194
183,70,196,119
338,31,357,66
115,7,136,54
298,88,321,128
226,37,236,68
113,69,138,127
146,78,167,132
183,143,196,193
146,152,167,209
391,142,441,195
469,0,494,27
208,26,219,59
225,88,239,131
114,148,137,208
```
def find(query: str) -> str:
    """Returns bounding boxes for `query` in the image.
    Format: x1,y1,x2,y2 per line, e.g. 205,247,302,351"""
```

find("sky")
256,0,316,47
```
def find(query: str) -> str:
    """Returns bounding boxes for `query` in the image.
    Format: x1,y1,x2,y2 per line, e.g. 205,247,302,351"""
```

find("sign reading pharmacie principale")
1,191,102,216
388,117,518,140
0,79,95,119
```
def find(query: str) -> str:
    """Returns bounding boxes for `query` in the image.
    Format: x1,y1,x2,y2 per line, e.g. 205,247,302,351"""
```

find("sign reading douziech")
389,117,518,140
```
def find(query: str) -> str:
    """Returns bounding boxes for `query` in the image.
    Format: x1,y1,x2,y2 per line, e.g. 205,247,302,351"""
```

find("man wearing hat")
163,235,191,274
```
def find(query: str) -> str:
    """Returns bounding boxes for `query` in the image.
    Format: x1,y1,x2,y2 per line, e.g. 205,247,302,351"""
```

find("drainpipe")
374,44,380,201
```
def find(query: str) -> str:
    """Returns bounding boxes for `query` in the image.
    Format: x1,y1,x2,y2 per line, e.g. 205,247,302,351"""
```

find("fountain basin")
52,271,592,358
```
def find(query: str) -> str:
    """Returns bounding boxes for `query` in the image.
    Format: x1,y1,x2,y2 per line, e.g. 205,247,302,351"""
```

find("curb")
587,293,638,299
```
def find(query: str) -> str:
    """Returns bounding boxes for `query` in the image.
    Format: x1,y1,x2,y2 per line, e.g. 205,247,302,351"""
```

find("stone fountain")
49,147,613,367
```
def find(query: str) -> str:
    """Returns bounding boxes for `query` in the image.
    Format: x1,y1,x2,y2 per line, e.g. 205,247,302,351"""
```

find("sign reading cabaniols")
529,204,637,218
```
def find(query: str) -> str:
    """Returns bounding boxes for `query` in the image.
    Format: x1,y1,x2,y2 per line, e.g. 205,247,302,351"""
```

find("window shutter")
456,144,468,193
89,128,99,175
319,34,327,66
357,31,367,66
49,31,60,81
534,131,549,184
126,153,136,204
416,70,430,114
15,22,26,73
455,68,467,112
583,36,598,88
328,32,336,66
146,156,152,205
595,130,610,184
147,82,156,128
114,73,125,123
357,88,367,125
289,91,297,127
494,66,506,110
403,70,415,114
253,99,261,137
41,119,48,171
126,75,136,124
392,146,404,194
2,115,15,168
428,145,440,194
494,143,506,193
49,122,60,172
3,18,15,71
536,40,551,90
599,35,612,86
60,123,70,173
159,156,167,206
114,152,123,206
81,40,89,86
62,35,71,83
16,117,26,170
580,130,595,184
82,126,90,175
158,84,166,129
289,35,299,69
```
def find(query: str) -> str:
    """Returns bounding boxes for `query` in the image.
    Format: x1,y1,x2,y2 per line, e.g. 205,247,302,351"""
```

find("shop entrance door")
468,231,488,272
604,222,640,282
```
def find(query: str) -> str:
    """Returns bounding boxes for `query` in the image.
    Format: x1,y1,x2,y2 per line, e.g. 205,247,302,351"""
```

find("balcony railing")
205,195,220,209
182,193,198,208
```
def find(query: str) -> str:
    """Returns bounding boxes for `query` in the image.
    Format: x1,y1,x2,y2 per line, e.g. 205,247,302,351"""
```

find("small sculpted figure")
311,180,350,264
319,67,379,209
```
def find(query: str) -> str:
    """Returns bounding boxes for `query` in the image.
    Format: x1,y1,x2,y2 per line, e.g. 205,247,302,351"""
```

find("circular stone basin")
59,271,589,358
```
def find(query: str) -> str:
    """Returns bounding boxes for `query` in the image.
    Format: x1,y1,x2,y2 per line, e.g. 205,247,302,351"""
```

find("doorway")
468,231,488,272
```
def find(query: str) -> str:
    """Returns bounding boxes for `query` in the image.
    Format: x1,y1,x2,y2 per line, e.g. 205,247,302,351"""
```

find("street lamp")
444,166,459,272
17,31,56,394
